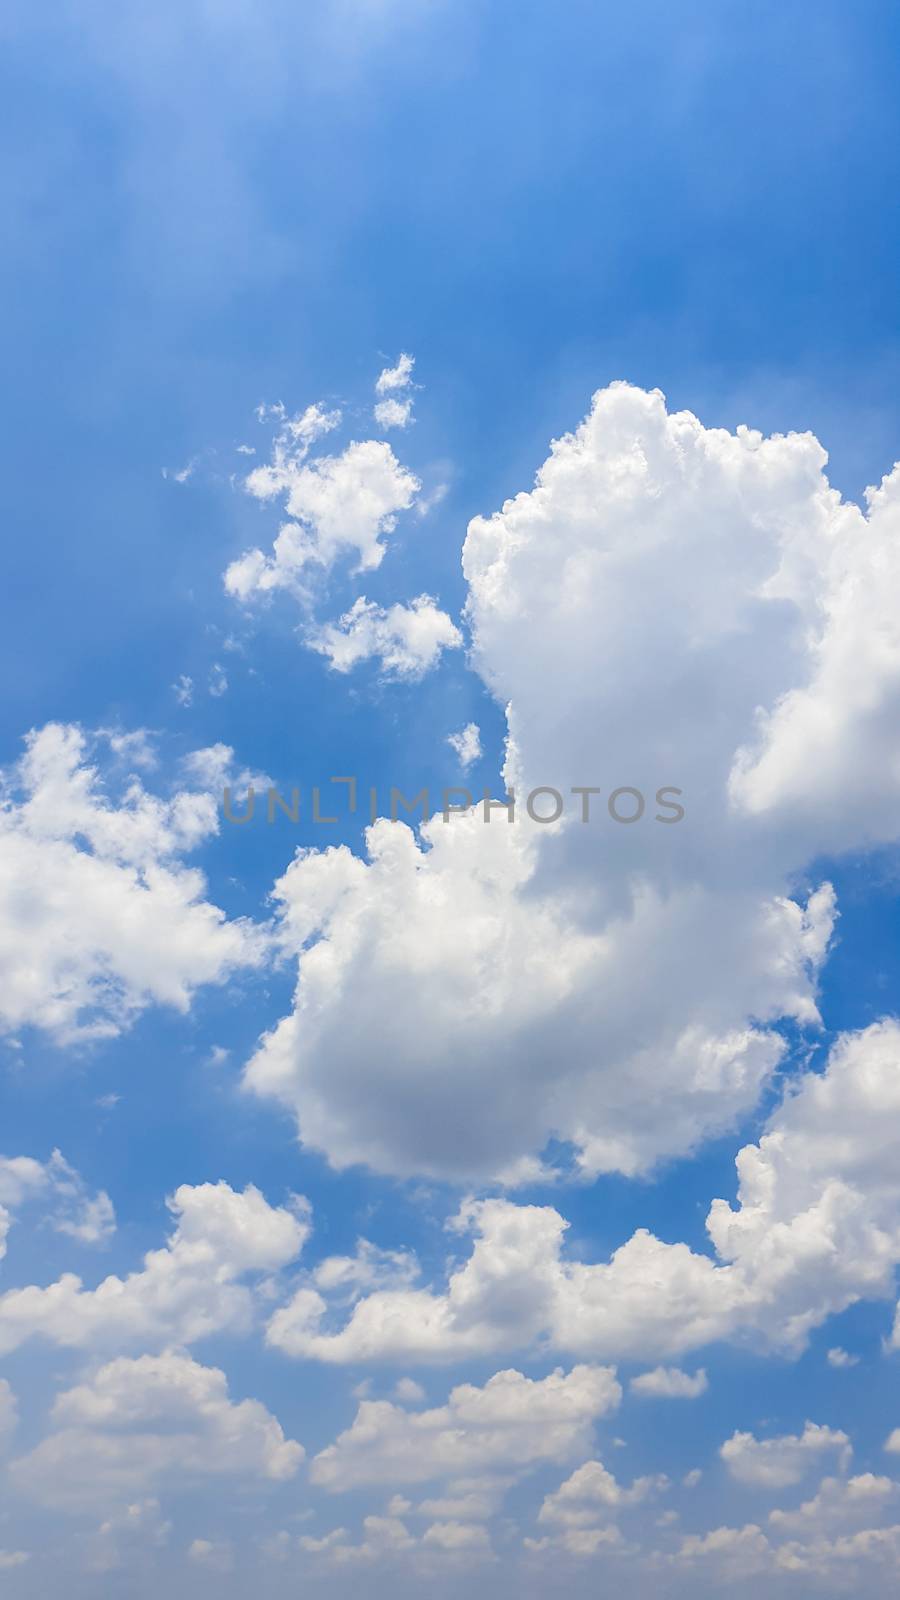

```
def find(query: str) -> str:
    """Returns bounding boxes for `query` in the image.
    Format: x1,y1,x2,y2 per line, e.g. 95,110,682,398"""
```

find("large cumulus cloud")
243,384,900,1182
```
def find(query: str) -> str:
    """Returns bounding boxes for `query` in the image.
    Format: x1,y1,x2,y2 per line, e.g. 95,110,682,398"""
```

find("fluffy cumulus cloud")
670,1469,900,1589
374,353,416,429
13,385,900,1595
309,1364,621,1490
0,724,265,1041
239,384,900,1187
0,1180,307,1357
263,1022,900,1363
0,1151,114,1253
525,1463,645,1561
674,1522,774,1580
10,1351,302,1508
307,594,462,678
247,808,833,1184
720,1423,851,1488
538,1458,667,1526
225,395,419,599
375,353,415,394
768,1473,897,1535
374,396,414,430
297,1514,420,1567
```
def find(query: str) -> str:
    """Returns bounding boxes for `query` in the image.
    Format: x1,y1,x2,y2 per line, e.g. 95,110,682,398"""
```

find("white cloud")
188,1537,235,1572
103,728,158,771
208,661,228,697
421,1520,491,1554
375,353,414,394
773,1522,900,1580
0,1180,307,1357
464,385,900,863
675,1523,772,1579
310,1365,621,1491
265,1022,900,1365
243,384,900,1191
394,1378,426,1404
299,1515,416,1565
10,1351,303,1508
179,742,271,795
250,401,342,480
313,1238,419,1296
446,723,482,769
827,1346,860,1368
245,808,832,1184
162,458,197,484
375,397,413,430
670,1474,900,1587
538,1458,666,1526
0,724,265,1042
728,465,900,855
630,1367,708,1399
769,1473,897,1534
0,1551,29,1570
415,481,449,519
525,1519,625,1560
227,421,419,595
307,595,462,678
414,1480,505,1521
0,1151,114,1250
721,1422,851,1488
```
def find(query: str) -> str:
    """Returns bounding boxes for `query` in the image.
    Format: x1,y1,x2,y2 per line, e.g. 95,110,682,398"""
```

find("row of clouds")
3,1017,900,1370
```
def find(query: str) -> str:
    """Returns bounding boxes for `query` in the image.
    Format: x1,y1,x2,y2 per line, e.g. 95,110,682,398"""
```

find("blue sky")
2,2,900,1594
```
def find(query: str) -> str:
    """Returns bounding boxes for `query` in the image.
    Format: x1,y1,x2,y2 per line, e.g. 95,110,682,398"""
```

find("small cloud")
173,675,194,708
188,1539,233,1573
374,355,416,429
162,457,198,485
375,353,414,394
446,723,482,770
415,481,449,519
101,729,158,771
308,595,462,681
394,1377,426,1404
375,396,413,430
181,743,272,794
631,1367,708,1400
827,1347,860,1368
95,1094,121,1111
207,1046,230,1068
208,663,228,698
